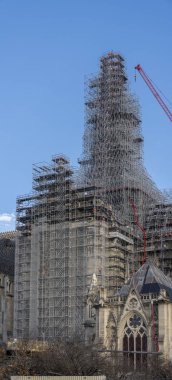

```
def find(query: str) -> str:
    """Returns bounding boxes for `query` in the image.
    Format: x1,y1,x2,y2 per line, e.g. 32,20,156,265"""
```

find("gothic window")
123,314,147,353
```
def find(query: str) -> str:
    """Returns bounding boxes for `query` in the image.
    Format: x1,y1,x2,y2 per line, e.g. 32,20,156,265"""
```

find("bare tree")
1,341,172,379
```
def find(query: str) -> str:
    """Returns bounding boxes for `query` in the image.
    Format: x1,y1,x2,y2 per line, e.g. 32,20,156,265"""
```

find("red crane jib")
135,64,172,122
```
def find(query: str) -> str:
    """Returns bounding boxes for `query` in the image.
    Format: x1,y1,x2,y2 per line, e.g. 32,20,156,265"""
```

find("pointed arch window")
123,314,147,353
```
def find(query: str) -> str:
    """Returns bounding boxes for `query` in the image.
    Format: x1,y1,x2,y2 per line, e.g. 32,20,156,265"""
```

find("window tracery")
123,314,147,352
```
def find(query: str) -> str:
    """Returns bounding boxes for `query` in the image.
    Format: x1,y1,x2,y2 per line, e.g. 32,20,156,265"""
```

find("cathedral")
85,261,172,360
14,52,172,360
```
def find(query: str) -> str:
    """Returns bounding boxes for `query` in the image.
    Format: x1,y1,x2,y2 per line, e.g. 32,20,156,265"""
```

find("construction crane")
135,64,172,122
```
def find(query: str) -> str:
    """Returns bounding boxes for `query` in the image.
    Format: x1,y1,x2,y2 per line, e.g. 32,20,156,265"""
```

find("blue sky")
0,0,172,231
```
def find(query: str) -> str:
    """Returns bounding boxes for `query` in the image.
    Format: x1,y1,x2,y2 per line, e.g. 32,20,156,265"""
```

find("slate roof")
118,261,172,302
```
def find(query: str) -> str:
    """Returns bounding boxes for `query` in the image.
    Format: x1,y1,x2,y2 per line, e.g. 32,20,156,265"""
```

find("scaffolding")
79,51,164,289
14,52,171,341
142,192,172,276
81,52,162,222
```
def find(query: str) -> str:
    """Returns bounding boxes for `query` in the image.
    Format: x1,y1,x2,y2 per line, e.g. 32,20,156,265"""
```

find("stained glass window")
129,314,141,328
123,314,147,353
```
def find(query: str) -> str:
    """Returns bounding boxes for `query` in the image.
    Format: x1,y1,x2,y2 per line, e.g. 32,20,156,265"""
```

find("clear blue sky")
0,0,172,231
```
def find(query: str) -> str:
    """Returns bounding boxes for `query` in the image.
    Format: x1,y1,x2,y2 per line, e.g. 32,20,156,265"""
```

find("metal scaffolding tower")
80,52,162,224
14,52,171,341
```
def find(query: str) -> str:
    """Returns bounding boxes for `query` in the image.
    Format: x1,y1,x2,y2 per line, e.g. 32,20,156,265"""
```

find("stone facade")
84,262,172,361
0,272,14,342
0,231,15,343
